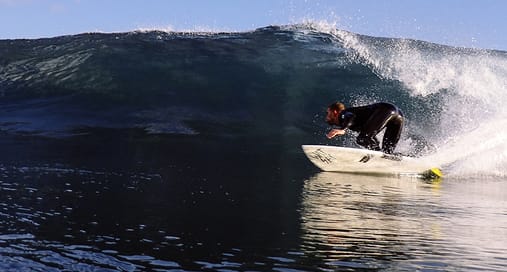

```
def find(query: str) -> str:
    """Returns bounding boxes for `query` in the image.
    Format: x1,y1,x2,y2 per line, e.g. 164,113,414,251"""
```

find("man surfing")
325,102,404,154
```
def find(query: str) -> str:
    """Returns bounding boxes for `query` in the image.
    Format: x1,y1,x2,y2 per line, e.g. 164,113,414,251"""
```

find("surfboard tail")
422,167,443,180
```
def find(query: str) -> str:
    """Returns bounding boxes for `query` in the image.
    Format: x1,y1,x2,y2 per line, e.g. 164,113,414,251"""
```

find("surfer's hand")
326,129,345,139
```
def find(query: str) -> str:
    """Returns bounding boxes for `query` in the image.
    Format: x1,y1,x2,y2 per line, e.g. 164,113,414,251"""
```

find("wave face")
1,23,506,177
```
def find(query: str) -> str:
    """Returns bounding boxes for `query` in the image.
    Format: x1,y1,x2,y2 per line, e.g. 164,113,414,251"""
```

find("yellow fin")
430,168,443,178
422,167,443,180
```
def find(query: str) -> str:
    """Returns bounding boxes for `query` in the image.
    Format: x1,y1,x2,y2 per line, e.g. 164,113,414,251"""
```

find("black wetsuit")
337,102,404,154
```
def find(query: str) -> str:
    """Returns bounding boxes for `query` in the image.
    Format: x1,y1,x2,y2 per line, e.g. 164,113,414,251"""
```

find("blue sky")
1,0,506,50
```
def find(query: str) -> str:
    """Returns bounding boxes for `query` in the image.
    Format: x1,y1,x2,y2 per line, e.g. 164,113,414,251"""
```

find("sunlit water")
302,173,507,271
0,134,506,271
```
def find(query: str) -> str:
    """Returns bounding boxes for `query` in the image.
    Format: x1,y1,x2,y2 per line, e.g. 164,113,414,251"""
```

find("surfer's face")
326,108,339,125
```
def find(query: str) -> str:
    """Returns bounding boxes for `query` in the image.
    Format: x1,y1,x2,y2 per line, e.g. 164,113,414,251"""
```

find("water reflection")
300,173,441,258
300,172,507,271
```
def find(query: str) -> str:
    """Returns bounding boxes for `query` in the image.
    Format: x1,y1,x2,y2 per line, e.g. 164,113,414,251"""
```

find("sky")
1,0,506,50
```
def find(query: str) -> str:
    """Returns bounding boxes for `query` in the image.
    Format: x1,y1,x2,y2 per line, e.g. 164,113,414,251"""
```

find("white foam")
290,20,507,176
330,27,507,177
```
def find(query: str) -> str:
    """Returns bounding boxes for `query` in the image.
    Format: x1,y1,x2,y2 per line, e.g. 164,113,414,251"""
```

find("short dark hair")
328,102,345,112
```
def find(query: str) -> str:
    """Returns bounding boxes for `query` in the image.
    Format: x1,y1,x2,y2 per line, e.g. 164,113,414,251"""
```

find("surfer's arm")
326,128,346,139
327,111,354,139
326,111,354,139
340,111,355,129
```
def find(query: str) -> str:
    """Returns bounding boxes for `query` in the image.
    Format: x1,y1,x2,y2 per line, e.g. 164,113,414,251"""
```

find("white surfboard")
302,145,442,179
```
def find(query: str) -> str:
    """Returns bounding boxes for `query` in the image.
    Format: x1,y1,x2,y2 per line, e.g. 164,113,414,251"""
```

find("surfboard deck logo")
308,148,336,164
359,154,372,163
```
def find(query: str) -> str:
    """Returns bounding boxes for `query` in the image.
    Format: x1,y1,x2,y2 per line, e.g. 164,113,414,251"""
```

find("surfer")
325,102,404,154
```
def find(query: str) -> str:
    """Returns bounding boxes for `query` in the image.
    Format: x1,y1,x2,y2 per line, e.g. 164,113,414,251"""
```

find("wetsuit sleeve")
338,112,355,129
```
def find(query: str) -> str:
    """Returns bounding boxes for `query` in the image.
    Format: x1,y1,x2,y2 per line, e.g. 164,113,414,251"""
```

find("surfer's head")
326,102,345,125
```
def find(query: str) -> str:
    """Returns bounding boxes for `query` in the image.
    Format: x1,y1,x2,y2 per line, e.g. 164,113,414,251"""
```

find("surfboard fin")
422,167,443,180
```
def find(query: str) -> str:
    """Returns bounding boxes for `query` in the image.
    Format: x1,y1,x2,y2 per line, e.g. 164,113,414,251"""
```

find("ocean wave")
1,22,506,176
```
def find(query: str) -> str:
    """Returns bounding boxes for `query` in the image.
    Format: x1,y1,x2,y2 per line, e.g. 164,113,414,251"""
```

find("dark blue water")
1,23,506,271
1,133,505,271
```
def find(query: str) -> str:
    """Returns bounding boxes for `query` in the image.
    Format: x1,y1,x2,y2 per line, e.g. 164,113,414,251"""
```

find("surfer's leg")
382,114,404,154
357,107,394,151
356,133,381,151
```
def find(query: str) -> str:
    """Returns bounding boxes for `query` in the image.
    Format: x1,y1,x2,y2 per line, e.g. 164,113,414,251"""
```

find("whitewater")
305,22,507,178
352,31,507,178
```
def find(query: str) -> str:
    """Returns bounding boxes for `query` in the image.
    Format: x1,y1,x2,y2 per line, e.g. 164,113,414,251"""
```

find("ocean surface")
0,23,506,271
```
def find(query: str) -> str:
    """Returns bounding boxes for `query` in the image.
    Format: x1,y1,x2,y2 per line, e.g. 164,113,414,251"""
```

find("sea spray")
312,22,507,177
